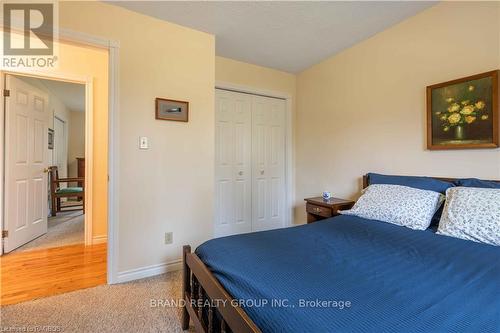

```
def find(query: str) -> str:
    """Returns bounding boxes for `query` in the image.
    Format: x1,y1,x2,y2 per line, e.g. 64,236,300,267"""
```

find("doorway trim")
214,81,294,233
0,28,120,285
58,28,121,285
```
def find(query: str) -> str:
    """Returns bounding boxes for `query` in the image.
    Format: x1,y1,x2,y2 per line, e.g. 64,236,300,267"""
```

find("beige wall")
68,111,85,178
216,56,296,97
59,2,215,273
295,2,500,224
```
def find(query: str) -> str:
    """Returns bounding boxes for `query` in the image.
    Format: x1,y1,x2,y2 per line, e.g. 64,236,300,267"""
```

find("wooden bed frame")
181,245,261,333
182,174,500,333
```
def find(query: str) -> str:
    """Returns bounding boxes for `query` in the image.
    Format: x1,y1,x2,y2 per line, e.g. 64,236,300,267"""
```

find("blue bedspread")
196,215,500,333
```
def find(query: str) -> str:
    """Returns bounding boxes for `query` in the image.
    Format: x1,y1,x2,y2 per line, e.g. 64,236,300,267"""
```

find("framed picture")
155,98,189,122
426,70,499,150
48,128,54,150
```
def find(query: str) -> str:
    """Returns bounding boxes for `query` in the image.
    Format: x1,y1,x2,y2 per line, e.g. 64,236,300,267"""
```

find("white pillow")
340,184,444,230
437,187,500,246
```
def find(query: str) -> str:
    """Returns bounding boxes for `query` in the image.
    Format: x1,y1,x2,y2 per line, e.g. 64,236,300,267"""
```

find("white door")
4,75,50,252
53,116,68,187
215,89,286,237
215,89,252,236
251,95,286,231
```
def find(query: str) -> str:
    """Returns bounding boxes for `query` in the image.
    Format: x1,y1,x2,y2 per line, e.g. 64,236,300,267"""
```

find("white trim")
214,81,294,229
59,28,120,49
57,28,120,285
107,41,120,285
1,70,94,248
84,78,94,246
116,260,182,284
92,235,107,244
285,98,294,228
0,74,4,256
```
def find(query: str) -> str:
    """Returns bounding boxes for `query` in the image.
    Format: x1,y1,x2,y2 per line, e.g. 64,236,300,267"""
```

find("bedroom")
1,1,499,332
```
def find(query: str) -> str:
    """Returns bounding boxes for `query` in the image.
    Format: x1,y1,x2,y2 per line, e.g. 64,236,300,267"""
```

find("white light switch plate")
139,136,149,149
165,232,173,244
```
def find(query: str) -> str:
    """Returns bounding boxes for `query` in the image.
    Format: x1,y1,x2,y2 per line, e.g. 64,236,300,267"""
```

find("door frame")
2,71,94,246
214,81,294,233
0,28,120,285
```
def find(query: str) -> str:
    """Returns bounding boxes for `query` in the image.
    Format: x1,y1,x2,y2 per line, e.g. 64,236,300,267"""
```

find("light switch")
139,136,149,150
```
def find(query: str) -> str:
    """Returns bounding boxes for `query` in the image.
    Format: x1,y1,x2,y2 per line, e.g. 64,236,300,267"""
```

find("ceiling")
111,1,435,73
42,79,85,112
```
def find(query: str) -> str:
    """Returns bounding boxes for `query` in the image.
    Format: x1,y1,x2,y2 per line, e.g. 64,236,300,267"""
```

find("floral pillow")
340,184,444,230
437,187,500,246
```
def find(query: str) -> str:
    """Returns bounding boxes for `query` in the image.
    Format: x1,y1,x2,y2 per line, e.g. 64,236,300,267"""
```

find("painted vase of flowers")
436,85,488,140
427,70,498,150
455,125,465,140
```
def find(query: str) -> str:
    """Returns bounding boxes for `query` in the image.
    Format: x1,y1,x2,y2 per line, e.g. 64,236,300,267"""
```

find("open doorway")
6,76,87,253
1,72,106,305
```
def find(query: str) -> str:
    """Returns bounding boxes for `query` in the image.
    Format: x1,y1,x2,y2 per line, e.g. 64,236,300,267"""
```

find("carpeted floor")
0,271,193,332
14,210,84,252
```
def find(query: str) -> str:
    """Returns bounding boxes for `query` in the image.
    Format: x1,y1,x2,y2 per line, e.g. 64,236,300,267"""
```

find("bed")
181,175,500,333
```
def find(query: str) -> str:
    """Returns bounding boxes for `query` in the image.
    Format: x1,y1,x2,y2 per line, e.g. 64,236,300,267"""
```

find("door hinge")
2,230,8,238
3,89,10,97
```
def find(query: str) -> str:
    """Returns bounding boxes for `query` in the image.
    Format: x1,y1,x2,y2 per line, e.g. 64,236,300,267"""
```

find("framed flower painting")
426,70,499,150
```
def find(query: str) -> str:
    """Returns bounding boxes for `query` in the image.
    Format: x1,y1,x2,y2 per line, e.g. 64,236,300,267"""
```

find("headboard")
362,174,500,189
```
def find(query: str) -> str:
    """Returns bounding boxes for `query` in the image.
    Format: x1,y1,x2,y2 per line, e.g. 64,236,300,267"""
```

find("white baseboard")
116,259,182,284
92,235,107,244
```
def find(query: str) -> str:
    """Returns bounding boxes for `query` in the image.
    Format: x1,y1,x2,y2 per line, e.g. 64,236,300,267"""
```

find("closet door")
251,95,286,232
215,90,252,236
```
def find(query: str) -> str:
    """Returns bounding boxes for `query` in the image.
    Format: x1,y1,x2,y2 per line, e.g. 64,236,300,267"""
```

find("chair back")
49,166,60,192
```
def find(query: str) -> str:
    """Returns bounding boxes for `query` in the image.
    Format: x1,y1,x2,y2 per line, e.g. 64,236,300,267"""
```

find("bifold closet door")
215,89,252,236
251,95,286,232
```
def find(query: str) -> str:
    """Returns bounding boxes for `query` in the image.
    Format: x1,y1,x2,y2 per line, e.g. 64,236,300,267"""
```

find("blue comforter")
196,215,500,333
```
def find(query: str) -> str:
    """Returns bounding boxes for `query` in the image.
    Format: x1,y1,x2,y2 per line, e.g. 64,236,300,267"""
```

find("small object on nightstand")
304,197,355,223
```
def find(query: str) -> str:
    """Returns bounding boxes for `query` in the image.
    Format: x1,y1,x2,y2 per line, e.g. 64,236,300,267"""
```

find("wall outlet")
164,232,173,245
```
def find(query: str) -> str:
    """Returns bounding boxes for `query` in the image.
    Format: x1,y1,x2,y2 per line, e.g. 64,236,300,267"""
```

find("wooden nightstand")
304,197,355,223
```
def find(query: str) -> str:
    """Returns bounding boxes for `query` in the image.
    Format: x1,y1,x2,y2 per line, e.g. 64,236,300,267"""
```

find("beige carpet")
1,271,193,332
14,211,84,253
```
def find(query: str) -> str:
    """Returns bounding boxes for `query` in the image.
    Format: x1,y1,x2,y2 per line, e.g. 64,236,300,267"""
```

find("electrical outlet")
164,232,173,245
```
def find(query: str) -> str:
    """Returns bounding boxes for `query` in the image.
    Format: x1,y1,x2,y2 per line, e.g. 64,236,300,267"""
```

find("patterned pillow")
437,187,500,246
340,184,444,230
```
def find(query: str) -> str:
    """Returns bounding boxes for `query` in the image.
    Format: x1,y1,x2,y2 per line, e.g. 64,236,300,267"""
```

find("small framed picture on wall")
426,70,499,150
155,98,189,122
48,128,54,150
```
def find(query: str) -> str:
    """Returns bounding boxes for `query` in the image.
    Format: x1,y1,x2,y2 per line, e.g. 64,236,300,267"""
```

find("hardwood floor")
0,243,106,306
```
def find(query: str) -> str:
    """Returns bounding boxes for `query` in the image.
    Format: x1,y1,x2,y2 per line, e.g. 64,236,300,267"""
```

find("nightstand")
304,197,355,223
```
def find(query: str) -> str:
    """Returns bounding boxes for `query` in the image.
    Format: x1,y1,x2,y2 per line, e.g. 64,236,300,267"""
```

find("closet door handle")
260,170,265,175
238,171,243,176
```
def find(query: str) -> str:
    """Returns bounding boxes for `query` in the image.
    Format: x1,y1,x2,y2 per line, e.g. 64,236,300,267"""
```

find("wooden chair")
49,166,85,216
